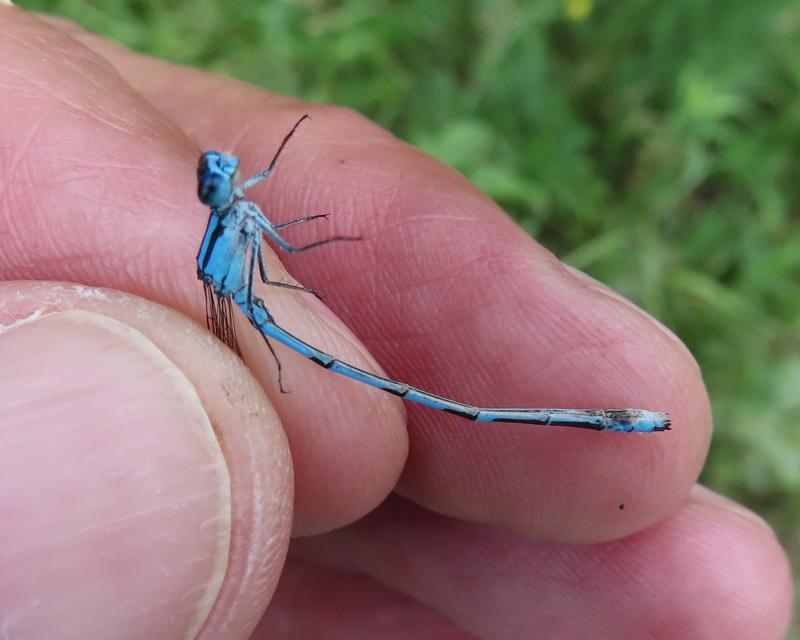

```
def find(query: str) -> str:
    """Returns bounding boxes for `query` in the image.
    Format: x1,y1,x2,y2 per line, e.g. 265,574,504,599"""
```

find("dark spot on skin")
618,503,625,510
339,159,345,164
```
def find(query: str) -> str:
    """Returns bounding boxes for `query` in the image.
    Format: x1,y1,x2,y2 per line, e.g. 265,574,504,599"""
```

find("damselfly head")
197,151,240,208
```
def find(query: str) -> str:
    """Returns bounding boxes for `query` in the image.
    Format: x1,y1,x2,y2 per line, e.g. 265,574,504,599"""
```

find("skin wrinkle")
3,94,191,244
346,285,492,402
366,243,547,374
311,104,398,147
260,559,483,640
2,65,113,130
561,263,702,374
0,120,41,203
12,144,189,295
5,495,226,559
29,25,165,138
386,322,498,399
373,223,539,304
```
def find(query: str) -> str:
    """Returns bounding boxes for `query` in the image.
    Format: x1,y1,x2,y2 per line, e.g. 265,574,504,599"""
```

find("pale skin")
0,7,792,639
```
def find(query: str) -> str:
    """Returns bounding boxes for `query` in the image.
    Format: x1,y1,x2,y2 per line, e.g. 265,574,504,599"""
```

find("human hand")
0,8,791,639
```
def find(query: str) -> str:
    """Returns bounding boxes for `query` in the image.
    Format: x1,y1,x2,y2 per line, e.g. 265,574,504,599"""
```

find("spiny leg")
246,236,257,303
275,213,329,232
257,242,324,301
279,234,362,254
257,325,288,394
245,201,362,255
263,280,325,301
257,235,268,282
239,114,311,192
246,239,289,393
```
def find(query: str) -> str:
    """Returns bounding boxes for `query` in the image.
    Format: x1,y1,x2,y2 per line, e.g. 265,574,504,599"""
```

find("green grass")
20,0,800,608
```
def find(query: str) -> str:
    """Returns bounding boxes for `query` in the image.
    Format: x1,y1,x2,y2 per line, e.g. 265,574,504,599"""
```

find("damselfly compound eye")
197,151,239,207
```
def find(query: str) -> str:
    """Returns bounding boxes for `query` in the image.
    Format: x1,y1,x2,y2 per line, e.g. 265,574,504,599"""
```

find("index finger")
53,17,711,542
1,9,410,540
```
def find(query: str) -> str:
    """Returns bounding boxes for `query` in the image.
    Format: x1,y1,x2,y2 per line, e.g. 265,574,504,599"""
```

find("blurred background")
20,0,799,618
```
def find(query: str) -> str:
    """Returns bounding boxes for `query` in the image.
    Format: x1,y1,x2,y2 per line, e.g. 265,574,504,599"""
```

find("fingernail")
0,0,14,7
0,311,231,640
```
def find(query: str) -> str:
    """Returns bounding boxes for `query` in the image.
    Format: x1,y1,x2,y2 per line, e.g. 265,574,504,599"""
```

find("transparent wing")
203,281,243,358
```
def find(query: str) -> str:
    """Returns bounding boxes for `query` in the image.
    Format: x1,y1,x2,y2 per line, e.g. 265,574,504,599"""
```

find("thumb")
0,282,292,640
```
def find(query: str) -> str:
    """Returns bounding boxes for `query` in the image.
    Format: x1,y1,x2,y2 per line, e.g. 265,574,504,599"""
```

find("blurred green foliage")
21,0,800,598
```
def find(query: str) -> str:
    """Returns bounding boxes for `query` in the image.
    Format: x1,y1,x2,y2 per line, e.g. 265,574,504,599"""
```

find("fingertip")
397,244,713,542
675,486,794,638
0,309,230,639
0,283,295,639
295,493,793,640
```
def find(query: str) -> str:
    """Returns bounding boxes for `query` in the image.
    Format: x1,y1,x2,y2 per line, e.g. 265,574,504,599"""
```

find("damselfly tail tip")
606,409,671,433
